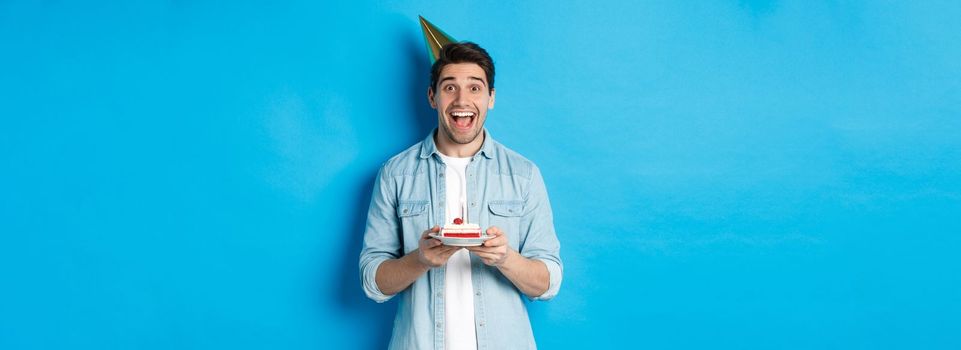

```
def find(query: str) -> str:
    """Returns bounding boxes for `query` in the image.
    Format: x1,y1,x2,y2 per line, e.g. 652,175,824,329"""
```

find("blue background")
2,1,960,349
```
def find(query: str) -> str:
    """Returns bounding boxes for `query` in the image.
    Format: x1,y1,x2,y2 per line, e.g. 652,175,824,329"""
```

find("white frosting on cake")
441,223,482,237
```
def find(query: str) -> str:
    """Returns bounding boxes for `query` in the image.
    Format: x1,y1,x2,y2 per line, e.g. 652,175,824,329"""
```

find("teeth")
451,111,475,117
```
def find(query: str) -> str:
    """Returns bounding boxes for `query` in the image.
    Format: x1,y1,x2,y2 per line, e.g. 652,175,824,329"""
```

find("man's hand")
466,226,510,266
417,226,462,268
374,226,458,296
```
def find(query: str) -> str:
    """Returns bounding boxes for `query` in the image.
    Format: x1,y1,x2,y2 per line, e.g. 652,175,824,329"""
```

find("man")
359,42,562,350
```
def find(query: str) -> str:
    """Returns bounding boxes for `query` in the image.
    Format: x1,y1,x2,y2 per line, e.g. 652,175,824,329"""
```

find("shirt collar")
419,128,496,160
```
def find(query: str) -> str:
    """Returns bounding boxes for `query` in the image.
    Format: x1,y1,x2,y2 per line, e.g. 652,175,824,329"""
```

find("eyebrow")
439,76,488,86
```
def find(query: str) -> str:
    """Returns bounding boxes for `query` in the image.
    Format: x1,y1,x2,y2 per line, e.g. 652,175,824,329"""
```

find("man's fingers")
484,235,507,247
468,242,503,252
465,245,490,253
471,251,500,265
429,244,459,254
486,226,502,236
470,249,502,260
422,226,441,239
421,226,442,249
470,250,494,259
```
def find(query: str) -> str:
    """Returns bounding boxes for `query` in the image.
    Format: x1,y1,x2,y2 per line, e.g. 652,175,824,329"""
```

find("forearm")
375,250,430,296
497,249,550,298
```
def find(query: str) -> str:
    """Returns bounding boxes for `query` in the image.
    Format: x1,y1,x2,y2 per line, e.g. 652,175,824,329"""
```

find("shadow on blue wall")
327,27,436,349
402,25,441,137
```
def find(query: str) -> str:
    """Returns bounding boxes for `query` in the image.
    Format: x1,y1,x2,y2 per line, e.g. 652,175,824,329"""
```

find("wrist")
408,249,432,271
495,248,519,269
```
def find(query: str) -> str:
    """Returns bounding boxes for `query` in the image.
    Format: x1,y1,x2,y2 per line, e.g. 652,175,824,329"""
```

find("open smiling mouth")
449,111,476,131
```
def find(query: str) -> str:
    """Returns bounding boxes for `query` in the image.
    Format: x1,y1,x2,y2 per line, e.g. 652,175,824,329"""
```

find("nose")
451,89,468,106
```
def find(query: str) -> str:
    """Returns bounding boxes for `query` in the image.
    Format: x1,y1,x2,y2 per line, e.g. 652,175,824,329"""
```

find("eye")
470,85,481,93
444,85,456,92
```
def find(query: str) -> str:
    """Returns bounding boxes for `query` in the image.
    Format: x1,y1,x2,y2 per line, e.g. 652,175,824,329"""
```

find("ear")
427,87,437,109
488,88,496,109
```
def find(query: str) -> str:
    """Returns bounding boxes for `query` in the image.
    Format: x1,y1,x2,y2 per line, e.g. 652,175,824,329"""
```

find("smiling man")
359,42,563,350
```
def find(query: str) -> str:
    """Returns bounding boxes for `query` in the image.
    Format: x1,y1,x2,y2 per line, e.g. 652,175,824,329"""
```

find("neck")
435,129,485,158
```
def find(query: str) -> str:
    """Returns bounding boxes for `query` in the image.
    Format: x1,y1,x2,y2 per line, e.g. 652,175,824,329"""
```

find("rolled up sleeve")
359,165,401,303
518,166,563,301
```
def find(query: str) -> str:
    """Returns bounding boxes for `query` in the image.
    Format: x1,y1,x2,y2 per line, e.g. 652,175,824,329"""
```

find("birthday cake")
441,217,482,238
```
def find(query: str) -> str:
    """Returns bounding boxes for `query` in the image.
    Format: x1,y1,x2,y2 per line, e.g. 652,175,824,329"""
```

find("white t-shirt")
439,154,477,350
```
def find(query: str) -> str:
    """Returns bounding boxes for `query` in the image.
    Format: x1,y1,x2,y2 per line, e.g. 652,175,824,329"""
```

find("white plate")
429,233,493,247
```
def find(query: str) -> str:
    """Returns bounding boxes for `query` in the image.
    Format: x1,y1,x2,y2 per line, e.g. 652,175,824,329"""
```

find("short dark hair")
429,42,495,94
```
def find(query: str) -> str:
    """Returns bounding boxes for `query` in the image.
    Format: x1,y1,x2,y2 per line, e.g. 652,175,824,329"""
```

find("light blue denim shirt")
360,129,563,350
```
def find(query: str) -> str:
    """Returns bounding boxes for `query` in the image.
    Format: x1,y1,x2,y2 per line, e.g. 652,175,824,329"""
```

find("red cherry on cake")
453,218,463,225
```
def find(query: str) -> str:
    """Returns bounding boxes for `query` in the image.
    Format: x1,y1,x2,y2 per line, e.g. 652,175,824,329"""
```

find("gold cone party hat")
419,16,457,64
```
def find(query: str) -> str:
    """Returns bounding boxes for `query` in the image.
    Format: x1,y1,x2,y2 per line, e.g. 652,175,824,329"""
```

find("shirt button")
436,292,443,298
437,322,443,328
470,202,476,207
402,209,408,213
475,291,481,296
439,173,444,177
479,322,485,327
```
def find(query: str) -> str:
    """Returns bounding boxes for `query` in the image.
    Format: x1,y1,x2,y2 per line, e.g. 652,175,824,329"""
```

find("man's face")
429,63,495,145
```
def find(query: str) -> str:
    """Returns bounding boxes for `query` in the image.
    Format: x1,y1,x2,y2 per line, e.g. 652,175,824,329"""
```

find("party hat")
419,16,457,64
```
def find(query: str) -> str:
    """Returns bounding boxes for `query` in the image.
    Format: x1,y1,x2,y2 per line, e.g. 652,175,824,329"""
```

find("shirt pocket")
397,200,429,218
488,200,524,248
397,200,429,250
